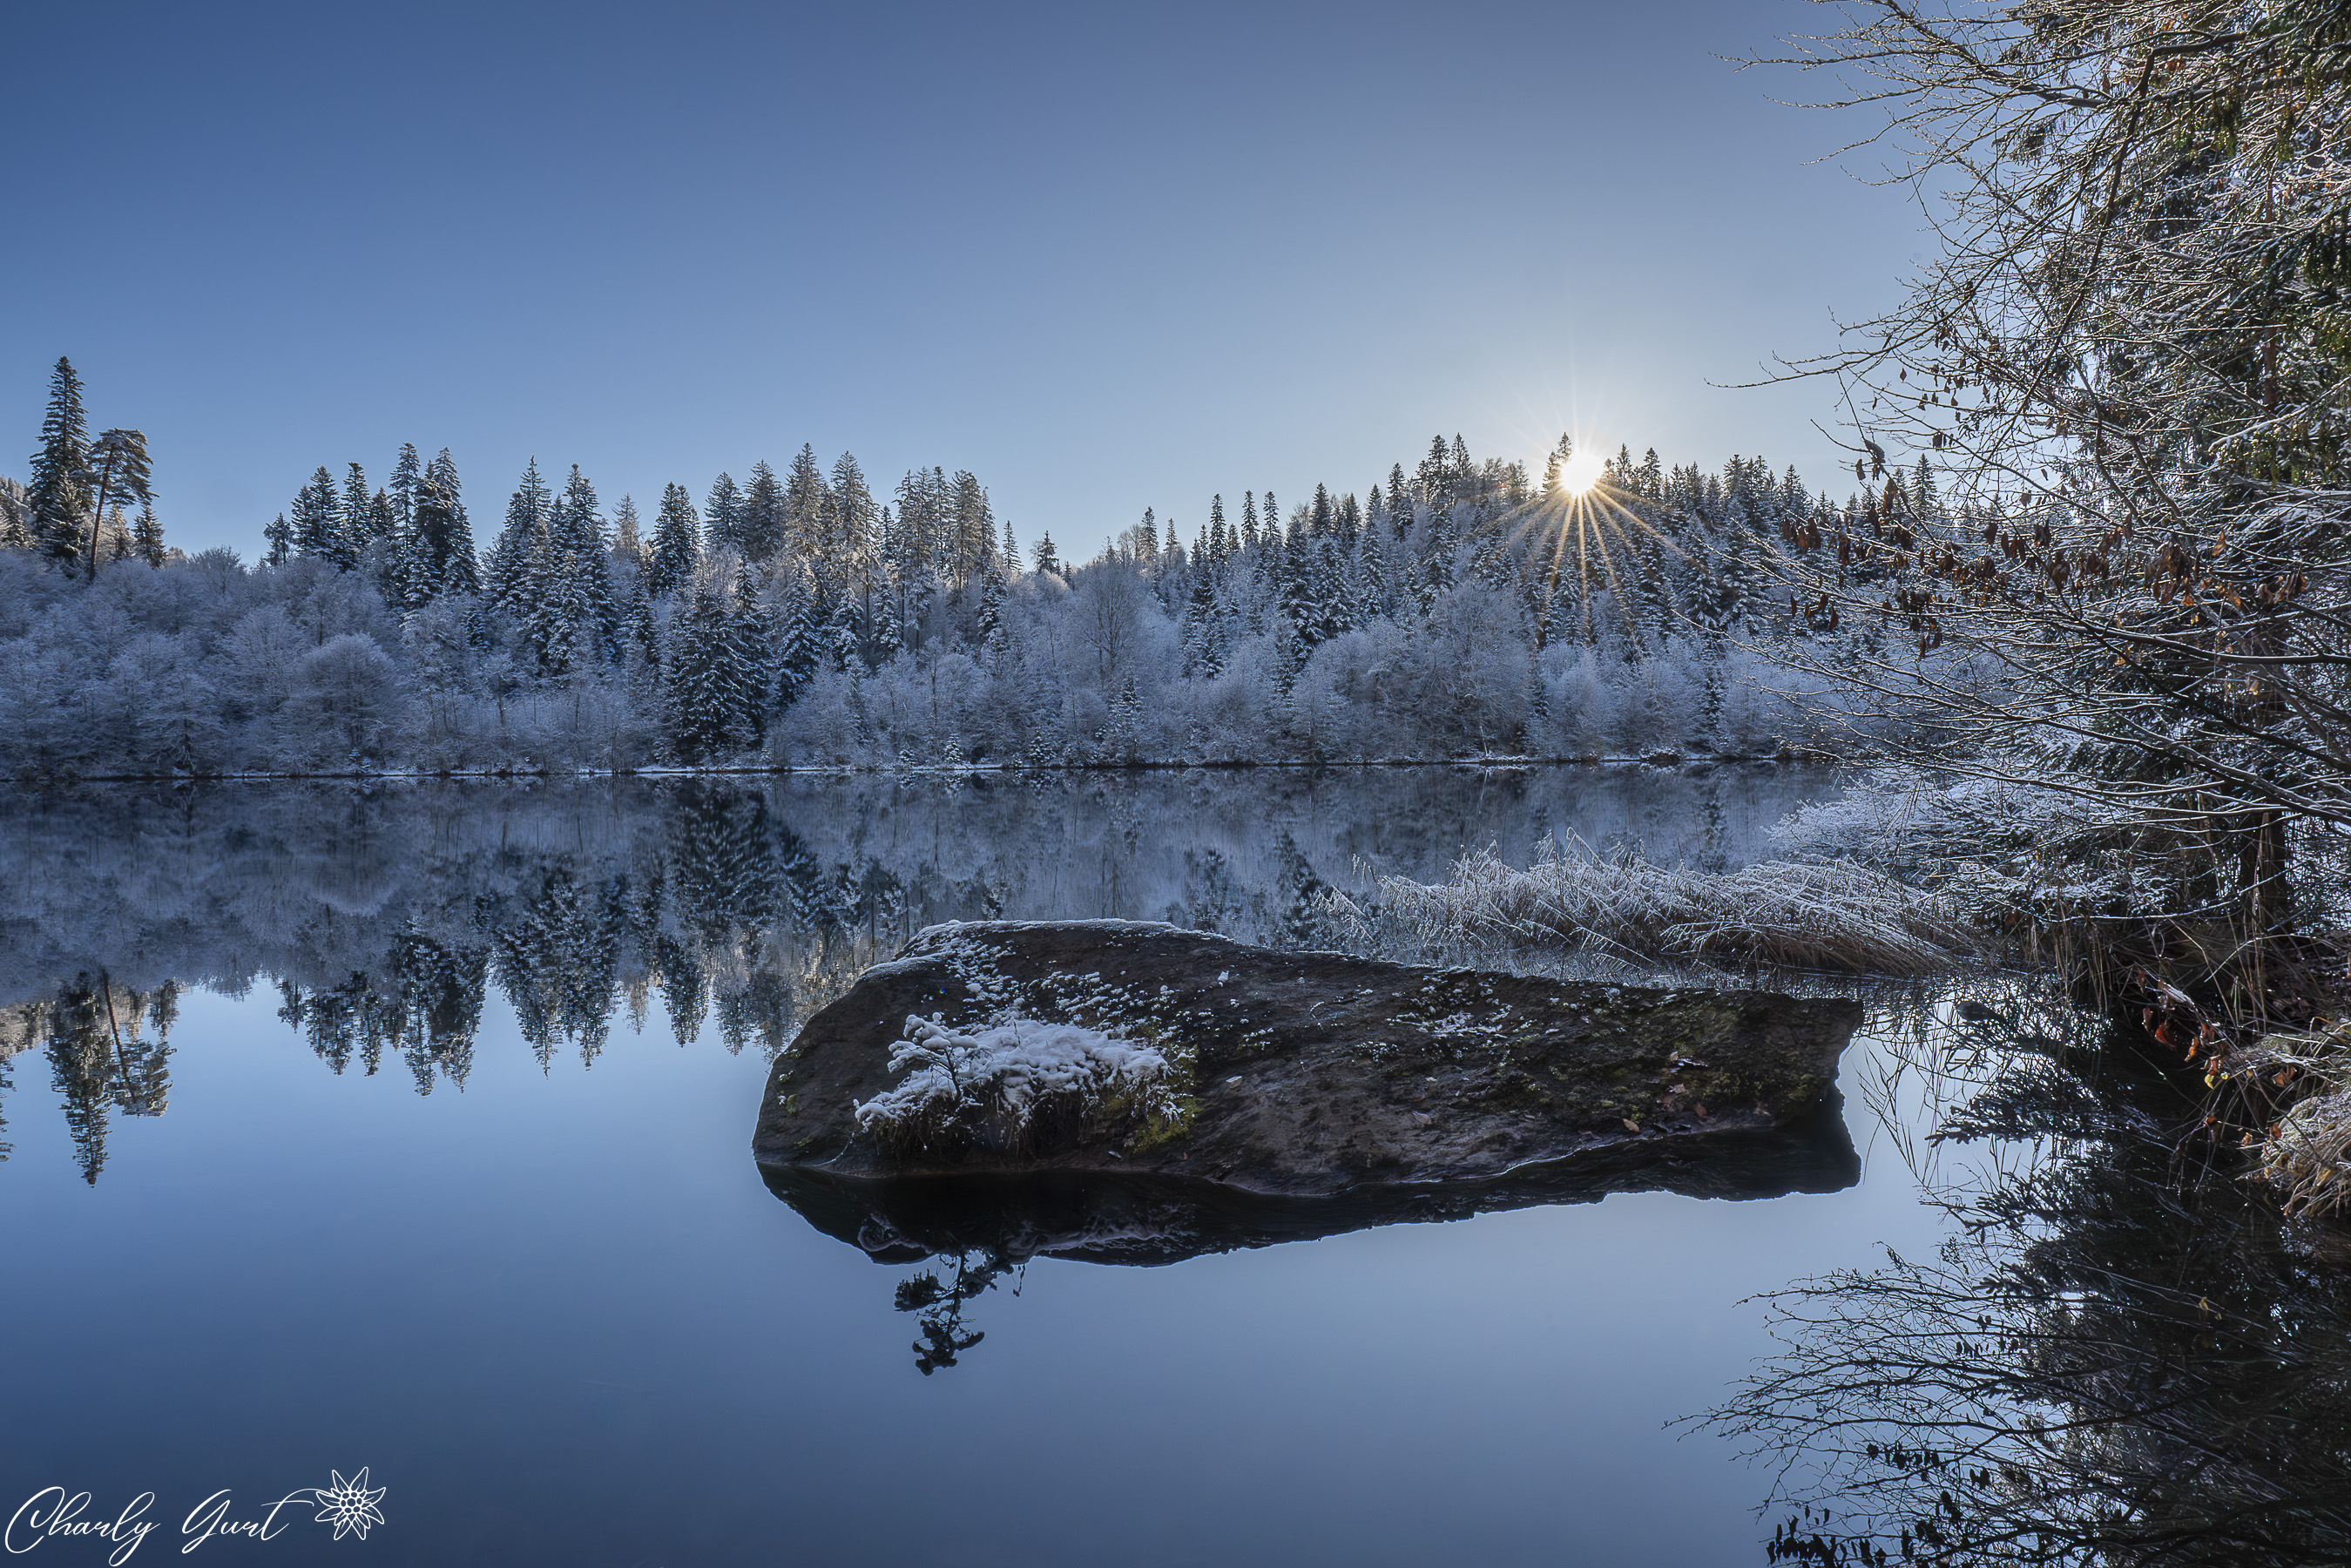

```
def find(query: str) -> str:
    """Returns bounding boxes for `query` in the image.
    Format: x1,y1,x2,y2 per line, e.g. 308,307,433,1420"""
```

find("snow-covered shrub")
853,1013,1189,1159
1337,836,1981,975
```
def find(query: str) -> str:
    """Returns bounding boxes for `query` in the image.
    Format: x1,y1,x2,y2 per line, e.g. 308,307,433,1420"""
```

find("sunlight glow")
1557,449,1606,495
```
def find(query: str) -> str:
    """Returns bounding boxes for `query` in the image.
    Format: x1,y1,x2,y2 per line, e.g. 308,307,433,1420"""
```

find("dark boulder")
753,922,1863,1263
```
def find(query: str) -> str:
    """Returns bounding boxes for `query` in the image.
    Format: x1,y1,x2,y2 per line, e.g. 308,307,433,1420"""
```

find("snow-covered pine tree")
775,567,821,708
291,467,349,567
132,498,165,566
550,464,617,659
949,470,992,582
783,446,831,562
424,449,479,596
26,357,91,570
341,463,386,560
648,483,700,597
610,494,644,563
264,512,293,566
740,459,787,561
704,473,743,561
408,463,479,604
974,562,1007,652
487,459,553,611
0,476,31,549
829,451,877,569
389,443,422,537
661,560,760,763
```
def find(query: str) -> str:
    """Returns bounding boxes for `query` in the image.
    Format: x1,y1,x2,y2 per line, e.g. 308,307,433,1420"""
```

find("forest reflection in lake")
0,764,1827,1181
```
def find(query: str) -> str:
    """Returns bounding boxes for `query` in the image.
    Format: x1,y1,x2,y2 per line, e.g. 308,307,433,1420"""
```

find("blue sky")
3,1,1915,560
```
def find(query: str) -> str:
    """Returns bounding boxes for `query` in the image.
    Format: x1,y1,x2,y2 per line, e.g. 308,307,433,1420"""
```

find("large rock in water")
755,922,1864,1266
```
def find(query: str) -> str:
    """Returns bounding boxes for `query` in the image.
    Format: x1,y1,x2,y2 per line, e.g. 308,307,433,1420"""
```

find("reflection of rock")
767,1103,1861,1267
753,921,1864,1238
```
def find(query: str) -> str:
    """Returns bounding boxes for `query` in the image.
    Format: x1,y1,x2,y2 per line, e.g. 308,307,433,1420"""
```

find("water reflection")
1708,997,2351,1565
0,765,1832,1182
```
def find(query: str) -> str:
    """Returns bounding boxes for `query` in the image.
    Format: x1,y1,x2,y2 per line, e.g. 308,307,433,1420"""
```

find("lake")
0,768,2222,1565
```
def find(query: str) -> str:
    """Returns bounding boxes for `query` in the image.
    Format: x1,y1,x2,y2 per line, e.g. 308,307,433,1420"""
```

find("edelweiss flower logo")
310,1469,388,1541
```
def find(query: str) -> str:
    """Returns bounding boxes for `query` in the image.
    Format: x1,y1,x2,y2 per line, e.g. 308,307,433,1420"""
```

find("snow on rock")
854,1013,1180,1140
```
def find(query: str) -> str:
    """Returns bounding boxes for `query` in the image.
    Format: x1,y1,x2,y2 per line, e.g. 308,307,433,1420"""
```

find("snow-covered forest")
2,359,1975,777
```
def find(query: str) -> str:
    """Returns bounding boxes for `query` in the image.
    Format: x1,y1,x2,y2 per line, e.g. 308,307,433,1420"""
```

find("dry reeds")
1343,839,1983,977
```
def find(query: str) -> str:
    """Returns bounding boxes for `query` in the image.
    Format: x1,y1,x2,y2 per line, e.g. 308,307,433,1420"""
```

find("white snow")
854,1014,1179,1136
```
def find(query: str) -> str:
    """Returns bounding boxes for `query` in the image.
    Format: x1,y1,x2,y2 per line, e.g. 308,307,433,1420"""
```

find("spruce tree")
648,483,701,596
291,467,348,566
389,443,422,536
829,452,876,564
132,498,165,567
548,464,616,662
776,568,821,707
704,473,743,558
661,562,759,764
740,459,787,560
341,463,382,558
409,464,479,603
487,459,552,608
949,470,991,582
264,512,293,566
611,494,644,562
782,445,831,561
26,357,91,569
424,449,480,595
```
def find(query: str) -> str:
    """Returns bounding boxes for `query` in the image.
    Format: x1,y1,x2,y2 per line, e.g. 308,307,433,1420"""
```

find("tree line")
5,357,1970,778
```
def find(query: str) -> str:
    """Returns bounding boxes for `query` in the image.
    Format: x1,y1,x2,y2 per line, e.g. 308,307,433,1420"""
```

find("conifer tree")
776,568,821,707
389,443,422,536
648,483,701,596
408,458,479,604
546,464,616,662
610,495,644,562
740,460,787,560
949,470,992,581
704,473,743,559
662,561,760,763
291,466,349,566
783,446,832,560
975,564,1007,651
132,498,165,567
425,449,479,595
27,357,91,569
341,463,383,558
80,429,152,580
829,452,876,566
264,511,293,566
487,459,552,609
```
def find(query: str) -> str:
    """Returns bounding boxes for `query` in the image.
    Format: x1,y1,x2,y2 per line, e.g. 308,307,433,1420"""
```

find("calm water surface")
0,769,1983,1566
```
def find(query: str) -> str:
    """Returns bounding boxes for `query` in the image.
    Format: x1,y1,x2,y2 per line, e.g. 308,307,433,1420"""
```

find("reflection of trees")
0,770,1841,1181
893,1249,1017,1375
32,973,175,1186
1713,1007,2351,1565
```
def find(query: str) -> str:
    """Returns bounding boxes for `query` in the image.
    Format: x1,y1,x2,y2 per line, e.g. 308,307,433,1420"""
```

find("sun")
1557,448,1607,496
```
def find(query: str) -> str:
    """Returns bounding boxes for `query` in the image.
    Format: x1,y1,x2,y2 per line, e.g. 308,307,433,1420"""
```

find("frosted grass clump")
854,1014,1181,1155
1336,835,1979,977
